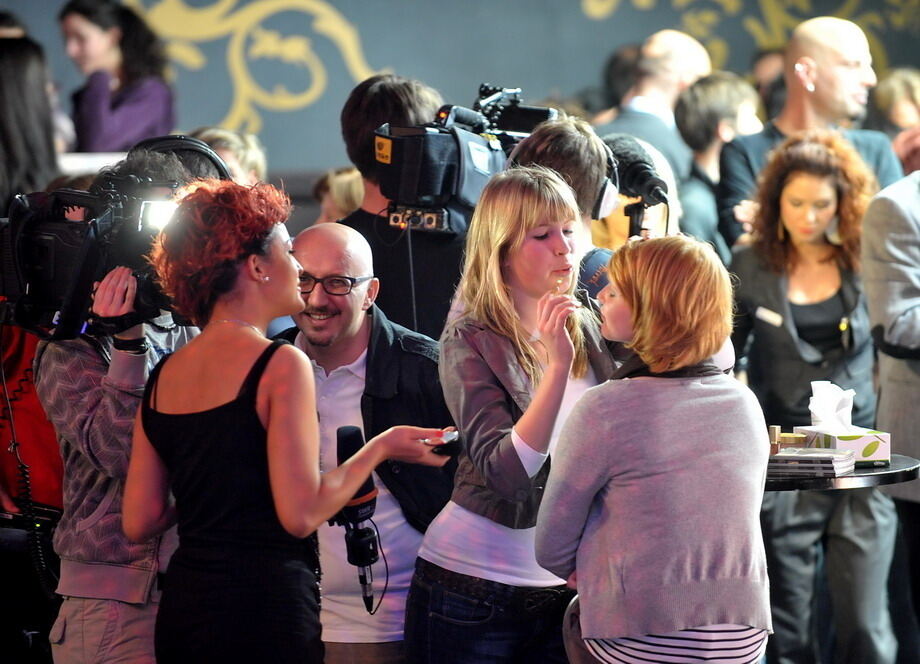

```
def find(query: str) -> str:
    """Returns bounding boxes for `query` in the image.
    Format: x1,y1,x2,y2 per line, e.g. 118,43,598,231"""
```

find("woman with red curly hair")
121,180,450,663
731,129,898,662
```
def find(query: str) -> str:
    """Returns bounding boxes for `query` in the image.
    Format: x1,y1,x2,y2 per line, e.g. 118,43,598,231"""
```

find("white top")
297,331,422,643
624,96,676,128
419,365,598,586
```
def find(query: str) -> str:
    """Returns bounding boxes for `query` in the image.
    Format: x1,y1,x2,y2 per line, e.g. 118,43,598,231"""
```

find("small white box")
793,425,890,465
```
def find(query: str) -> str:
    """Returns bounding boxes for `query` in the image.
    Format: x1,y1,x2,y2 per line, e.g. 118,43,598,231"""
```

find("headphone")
592,142,619,220
506,139,619,220
130,134,233,180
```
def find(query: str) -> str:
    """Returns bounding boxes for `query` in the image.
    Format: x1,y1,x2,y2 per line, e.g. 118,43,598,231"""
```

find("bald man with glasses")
274,223,455,664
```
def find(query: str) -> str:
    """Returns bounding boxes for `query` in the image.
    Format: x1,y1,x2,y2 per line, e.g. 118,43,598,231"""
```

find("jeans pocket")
49,611,66,646
430,587,497,626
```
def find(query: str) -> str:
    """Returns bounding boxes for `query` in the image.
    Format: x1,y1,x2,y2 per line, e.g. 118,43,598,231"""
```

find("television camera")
0,171,180,341
374,84,558,234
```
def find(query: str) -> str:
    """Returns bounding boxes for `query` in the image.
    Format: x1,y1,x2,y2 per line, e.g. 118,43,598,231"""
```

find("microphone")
603,133,669,207
334,425,380,613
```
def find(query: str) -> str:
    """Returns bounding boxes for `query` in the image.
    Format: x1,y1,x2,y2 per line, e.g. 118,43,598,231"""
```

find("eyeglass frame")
298,272,374,296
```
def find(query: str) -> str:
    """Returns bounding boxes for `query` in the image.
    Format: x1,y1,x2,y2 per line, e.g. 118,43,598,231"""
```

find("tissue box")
793,425,890,466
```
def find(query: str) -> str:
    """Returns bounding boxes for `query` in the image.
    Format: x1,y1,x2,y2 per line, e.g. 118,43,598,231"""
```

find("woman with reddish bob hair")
123,180,450,663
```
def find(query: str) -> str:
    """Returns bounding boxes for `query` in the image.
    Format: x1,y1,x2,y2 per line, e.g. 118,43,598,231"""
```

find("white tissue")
808,381,857,432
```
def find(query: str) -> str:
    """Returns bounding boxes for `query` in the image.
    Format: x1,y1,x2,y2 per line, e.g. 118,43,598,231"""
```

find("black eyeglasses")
299,273,373,295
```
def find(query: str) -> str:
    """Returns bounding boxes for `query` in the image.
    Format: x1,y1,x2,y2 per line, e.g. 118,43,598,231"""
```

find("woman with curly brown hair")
122,180,450,663
731,129,899,664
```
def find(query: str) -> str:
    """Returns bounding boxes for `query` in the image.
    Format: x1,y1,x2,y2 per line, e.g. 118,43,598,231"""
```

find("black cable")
405,226,419,332
366,516,389,616
371,204,419,332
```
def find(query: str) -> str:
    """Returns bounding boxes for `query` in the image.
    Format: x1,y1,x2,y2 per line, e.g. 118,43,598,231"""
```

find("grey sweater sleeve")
34,337,148,480
535,385,613,578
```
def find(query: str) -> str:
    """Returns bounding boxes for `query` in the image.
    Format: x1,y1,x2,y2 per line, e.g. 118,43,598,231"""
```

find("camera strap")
85,312,148,337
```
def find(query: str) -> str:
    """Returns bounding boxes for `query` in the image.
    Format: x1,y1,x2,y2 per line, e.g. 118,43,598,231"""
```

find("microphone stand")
625,201,647,239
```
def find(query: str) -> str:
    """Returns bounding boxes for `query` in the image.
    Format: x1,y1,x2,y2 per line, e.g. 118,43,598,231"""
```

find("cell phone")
431,430,461,456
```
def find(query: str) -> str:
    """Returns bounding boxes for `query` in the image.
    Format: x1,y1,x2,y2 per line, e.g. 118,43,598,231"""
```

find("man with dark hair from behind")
338,74,461,340
675,71,762,265
508,115,617,298
590,43,641,127
34,149,199,664
129,134,227,181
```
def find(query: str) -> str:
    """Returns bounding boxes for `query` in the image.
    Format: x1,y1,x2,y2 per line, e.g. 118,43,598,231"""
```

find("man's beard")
298,308,336,348
303,331,333,348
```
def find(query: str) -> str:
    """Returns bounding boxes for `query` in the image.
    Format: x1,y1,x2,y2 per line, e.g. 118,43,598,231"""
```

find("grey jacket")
862,172,920,502
536,374,772,639
34,318,196,603
439,303,615,529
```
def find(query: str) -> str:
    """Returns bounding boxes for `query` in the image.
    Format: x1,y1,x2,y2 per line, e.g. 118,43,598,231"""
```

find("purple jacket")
72,71,175,152
34,318,196,603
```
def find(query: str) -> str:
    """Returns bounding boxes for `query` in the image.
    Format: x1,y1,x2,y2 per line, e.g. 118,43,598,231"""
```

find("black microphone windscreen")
337,425,366,466
336,426,376,523
602,133,668,205
602,133,653,169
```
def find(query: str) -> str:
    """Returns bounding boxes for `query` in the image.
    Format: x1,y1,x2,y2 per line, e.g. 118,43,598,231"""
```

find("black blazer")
276,305,456,532
730,246,875,429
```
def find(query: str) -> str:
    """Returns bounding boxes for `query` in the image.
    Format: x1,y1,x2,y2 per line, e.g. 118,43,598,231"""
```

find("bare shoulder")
261,342,313,386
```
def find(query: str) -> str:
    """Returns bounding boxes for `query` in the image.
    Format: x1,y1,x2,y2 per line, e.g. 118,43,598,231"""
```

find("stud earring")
262,275,271,282
805,83,815,93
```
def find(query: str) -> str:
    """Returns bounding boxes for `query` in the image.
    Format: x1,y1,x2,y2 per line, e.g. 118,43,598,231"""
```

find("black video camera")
0,172,179,340
374,84,557,234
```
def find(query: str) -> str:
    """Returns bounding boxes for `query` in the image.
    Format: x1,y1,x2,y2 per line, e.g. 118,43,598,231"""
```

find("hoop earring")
825,216,842,245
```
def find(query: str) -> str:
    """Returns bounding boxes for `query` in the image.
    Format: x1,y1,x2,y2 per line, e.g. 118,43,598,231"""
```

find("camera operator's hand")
92,266,142,340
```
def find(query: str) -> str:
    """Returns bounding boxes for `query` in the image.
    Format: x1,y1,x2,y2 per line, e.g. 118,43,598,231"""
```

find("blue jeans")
403,559,570,664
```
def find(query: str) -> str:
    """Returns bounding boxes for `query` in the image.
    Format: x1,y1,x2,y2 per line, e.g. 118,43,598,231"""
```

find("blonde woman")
536,235,772,663
403,166,615,663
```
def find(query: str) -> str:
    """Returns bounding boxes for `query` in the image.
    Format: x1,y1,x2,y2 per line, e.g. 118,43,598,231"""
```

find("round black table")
766,453,920,491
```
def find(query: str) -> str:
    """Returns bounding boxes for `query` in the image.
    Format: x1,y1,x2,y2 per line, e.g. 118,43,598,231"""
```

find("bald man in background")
274,224,454,663
717,16,902,247
718,17,903,664
595,28,712,182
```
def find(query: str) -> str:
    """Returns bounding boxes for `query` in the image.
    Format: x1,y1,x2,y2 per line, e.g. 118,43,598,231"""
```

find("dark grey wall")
6,0,918,173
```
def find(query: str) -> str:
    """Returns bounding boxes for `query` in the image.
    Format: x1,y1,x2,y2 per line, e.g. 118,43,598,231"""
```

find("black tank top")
142,340,313,557
790,290,846,356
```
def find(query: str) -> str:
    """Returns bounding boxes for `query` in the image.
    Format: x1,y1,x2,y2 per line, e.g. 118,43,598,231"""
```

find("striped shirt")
584,624,768,663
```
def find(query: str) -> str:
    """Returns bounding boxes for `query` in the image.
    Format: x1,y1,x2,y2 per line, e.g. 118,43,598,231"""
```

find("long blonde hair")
452,166,594,382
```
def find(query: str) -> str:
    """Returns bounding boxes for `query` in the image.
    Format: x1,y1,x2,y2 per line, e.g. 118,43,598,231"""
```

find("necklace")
211,318,265,337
